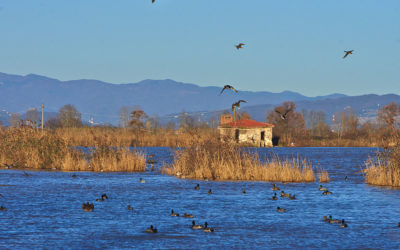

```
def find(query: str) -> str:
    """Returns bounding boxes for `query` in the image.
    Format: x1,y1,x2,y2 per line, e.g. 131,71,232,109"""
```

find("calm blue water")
1,147,400,249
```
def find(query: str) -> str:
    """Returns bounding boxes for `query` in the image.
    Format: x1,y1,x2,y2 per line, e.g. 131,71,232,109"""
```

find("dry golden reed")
163,140,315,182
0,128,145,172
317,169,330,183
55,127,219,148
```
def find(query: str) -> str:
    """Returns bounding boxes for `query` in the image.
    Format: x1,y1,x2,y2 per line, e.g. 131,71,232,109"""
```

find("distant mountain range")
0,72,398,126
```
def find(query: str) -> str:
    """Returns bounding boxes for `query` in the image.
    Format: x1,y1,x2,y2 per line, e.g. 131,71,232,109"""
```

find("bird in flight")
343,50,353,59
219,85,238,95
232,100,247,111
235,43,245,49
275,109,291,120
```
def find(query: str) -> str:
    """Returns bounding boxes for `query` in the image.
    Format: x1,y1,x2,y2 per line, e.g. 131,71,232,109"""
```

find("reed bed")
163,141,315,182
363,135,400,186
317,169,330,183
0,128,145,172
55,127,219,147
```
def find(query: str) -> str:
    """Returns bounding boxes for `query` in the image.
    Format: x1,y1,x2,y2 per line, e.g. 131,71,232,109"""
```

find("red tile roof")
219,119,274,128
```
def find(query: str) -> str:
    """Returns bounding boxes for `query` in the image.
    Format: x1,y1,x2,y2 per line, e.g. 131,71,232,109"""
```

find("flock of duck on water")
78,177,351,233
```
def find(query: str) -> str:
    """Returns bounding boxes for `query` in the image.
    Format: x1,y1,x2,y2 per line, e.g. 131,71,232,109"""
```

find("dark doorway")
235,129,239,142
260,131,265,141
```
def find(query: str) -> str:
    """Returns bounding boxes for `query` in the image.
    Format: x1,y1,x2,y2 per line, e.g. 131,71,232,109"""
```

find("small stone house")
218,114,274,147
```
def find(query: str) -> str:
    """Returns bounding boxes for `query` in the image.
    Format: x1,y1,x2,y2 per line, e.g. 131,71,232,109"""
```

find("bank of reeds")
0,128,145,172
55,127,219,147
162,141,315,182
317,169,330,183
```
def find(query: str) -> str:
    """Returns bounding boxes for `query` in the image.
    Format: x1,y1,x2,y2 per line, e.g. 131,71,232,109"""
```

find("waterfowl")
231,100,247,111
242,189,246,194
219,85,238,95
82,202,94,212
235,43,245,49
139,178,146,183
319,185,328,191
344,176,348,181
203,222,214,232
96,198,104,202
127,205,133,210
72,174,77,178
277,207,286,212
280,191,290,198
0,206,6,211
340,219,348,228
343,50,354,59
208,189,212,194
272,184,280,191
145,225,158,233
398,222,400,227
328,216,340,224
191,220,204,230
101,194,108,200
323,216,329,222
289,194,296,200
322,190,333,195
183,213,194,218
272,193,278,200
194,184,200,190
275,109,292,120
170,209,179,217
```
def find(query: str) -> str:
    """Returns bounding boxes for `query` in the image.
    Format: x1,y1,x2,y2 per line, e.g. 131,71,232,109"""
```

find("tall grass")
364,134,400,187
55,127,219,147
317,169,330,183
0,128,145,172
163,141,315,182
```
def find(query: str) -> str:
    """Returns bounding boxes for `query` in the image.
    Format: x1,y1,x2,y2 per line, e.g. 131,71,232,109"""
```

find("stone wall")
218,127,273,147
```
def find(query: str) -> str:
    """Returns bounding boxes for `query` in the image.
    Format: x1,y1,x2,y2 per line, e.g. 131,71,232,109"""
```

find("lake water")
1,147,400,249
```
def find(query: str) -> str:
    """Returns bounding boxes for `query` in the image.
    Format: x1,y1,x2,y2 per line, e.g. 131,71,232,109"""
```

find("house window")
261,131,265,141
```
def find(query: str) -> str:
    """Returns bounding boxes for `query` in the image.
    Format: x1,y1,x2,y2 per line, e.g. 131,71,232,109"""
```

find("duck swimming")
208,189,212,194
280,191,290,198
319,185,328,191
272,193,278,200
191,220,204,230
272,183,280,191
0,206,6,211
340,219,348,228
194,184,200,190
139,178,146,183
145,225,158,233
203,222,214,232
183,213,194,218
170,209,179,217
277,207,286,212
127,205,133,210
322,190,333,195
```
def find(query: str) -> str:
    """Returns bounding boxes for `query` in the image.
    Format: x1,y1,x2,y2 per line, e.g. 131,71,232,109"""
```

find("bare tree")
119,106,132,128
26,108,39,126
128,108,148,131
266,102,306,145
57,104,82,128
9,113,22,127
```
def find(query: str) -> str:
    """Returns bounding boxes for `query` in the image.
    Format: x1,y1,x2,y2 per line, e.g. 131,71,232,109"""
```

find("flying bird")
232,100,247,111
343,50,353,59
219,85,238,95
275,109,291,120
235,43,245,49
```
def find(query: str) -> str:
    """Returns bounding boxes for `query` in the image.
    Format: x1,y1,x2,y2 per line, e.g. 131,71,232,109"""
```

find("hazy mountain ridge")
0,72,397,126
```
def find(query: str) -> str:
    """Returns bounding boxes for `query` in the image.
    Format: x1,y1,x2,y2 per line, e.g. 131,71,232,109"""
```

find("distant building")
218,114,274,147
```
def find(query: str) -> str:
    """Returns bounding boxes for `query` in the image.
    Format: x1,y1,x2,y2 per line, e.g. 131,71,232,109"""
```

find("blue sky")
0,0,399,96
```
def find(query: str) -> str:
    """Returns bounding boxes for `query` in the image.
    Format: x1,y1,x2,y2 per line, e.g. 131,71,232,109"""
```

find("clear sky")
0,0,399,96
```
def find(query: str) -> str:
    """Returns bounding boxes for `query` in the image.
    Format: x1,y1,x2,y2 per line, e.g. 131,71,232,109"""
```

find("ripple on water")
1,147,400,248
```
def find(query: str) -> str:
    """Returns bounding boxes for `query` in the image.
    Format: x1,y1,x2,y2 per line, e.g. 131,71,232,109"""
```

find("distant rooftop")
219,119,274,129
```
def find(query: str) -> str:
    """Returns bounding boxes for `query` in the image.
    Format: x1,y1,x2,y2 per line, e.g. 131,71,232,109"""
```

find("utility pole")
41,104,44,130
